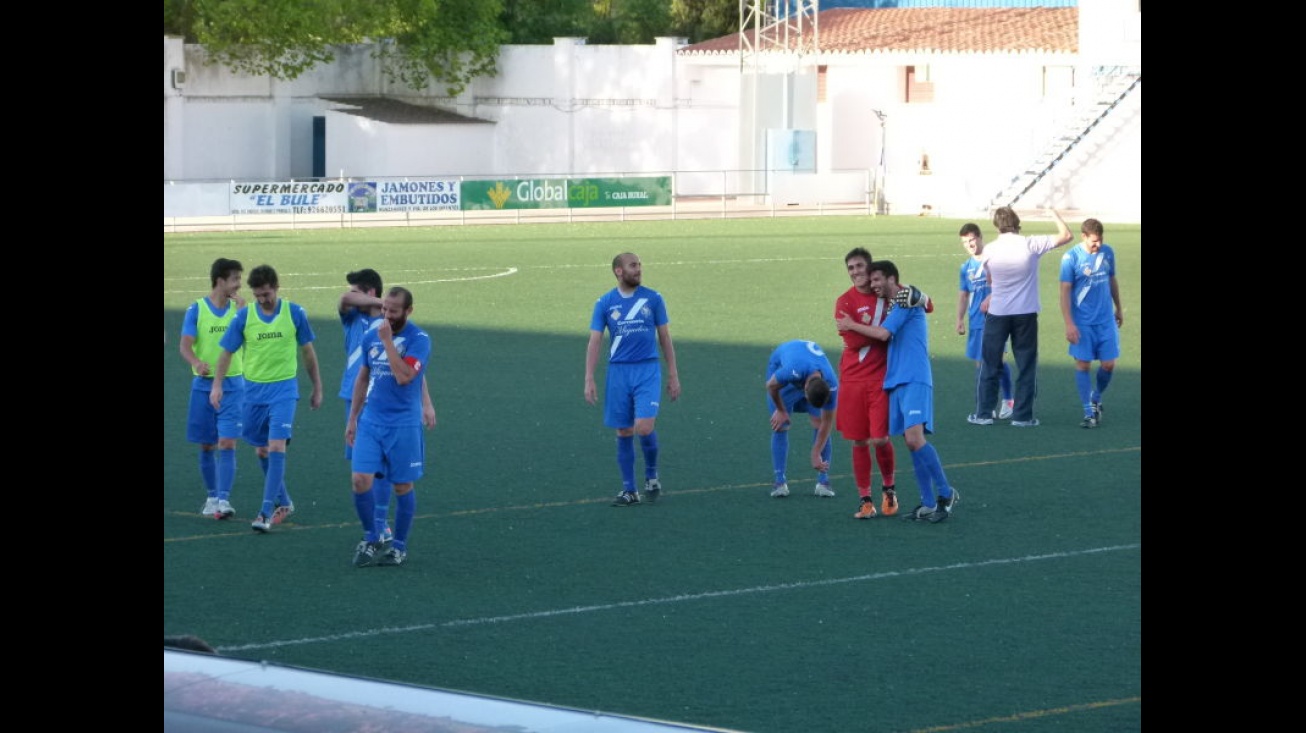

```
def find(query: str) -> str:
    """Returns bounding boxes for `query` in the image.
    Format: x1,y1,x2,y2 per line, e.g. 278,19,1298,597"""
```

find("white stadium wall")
164,6,1140,222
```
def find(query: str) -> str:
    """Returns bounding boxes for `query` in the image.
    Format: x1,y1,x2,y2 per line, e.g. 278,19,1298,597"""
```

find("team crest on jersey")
608,307,623,321
1081,266,1093,277
368,337,407,362
860,310,872,325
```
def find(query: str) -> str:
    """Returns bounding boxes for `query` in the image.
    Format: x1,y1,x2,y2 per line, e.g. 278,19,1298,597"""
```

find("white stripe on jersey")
624,298,648,320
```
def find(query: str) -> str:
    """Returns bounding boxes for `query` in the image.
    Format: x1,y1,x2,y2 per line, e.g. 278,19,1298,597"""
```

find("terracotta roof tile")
680,7,1077,55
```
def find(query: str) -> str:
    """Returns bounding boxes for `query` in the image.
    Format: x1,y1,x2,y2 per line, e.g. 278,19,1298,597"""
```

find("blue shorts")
1068,321,1120,363
242,399,298,447
186,385,243,444
351,420,425,484
966,326,1007,363
888,382,935,436
604,360,661,429
965,326,984,361
766,383,837,425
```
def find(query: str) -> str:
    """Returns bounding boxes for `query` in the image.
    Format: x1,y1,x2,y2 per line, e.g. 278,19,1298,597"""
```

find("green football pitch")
164,216,1141,732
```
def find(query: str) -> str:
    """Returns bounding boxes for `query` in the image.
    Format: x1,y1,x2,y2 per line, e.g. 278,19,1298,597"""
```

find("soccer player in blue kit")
584,252,681,507
1058,218,1123,428
338,269,436,544
346,287,434,567
764,340,839,499
858,261,959,523
956,223,1014,422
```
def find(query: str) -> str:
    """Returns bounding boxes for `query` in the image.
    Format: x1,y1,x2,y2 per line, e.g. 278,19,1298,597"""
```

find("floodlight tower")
740,0,819,73
738,1,819,200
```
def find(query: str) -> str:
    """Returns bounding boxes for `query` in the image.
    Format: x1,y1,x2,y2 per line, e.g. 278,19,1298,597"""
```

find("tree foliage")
670,0,741,44
163,0,506,96
588,0,672,44
163,0,745,93
500,0,593,44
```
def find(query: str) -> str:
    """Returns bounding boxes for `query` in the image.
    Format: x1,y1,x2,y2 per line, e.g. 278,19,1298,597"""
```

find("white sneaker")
201,497,219,516
770,482,790,498
998,400,1014,420
215,499,235,520
813,482,836,498
967,413,994,425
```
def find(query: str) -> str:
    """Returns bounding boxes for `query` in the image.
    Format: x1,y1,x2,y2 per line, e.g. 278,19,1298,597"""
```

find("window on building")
906,65,934,104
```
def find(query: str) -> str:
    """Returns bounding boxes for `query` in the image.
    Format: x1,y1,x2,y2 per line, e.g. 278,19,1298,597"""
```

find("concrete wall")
326,113,496,180
163,5,1141,221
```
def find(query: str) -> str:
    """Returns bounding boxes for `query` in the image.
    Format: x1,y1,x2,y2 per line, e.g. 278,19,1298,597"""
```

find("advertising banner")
461,179,570,210
223,176,671,216
462,177,671,210
229,182,348,215
347,180,461,213
567,177,673,208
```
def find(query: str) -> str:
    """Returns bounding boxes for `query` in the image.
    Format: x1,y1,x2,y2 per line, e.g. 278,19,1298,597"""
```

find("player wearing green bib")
211,265,323,533
179,258,245,519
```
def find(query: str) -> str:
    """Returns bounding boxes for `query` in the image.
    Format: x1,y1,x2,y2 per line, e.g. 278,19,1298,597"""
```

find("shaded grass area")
164,216,1141,732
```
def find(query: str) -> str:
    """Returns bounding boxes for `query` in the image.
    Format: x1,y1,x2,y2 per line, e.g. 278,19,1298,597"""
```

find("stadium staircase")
989,67,1141,210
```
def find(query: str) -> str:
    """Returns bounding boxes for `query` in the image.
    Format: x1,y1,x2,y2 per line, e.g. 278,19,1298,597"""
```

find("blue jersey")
881,305,932,390
359,321,432,426
219,300,316,405
1059,243,1117,327
339,308,381,400
767,340,839,395
958,256,989,329
589,286,669,364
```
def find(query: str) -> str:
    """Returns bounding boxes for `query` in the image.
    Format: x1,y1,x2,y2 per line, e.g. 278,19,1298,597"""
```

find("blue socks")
814,429,831,485
260,451,288,518
1075,370,1094,415
353,489,378,542
771,430,789,484
771,428,831,485
639,432,659,480
372,477,392,538
1000,362,1013,401
259,453,293,507
199,449,216,497
616,432,661,491
1078,369,1114,415
216,448,236,501
909,447,935,508
909,443,952,507
1095,368,1114,402
394,491,416,551
617,435,636,491
918,443,953,500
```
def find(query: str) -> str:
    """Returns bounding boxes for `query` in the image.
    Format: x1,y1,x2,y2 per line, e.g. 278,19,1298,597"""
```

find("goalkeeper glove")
893,284,928,309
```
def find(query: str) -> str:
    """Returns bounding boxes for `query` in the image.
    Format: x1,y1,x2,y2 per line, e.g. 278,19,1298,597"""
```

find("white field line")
219,543,1139,653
